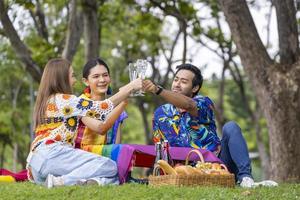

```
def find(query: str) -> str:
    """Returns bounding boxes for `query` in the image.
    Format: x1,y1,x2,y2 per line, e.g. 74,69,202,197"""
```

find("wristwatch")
155,85,164,95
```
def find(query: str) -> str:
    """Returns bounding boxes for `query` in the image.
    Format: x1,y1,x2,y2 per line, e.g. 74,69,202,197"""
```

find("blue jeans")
28,142,119,186
218,121,252,182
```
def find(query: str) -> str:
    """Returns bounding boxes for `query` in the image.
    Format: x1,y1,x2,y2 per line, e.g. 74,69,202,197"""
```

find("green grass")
0,182,299,200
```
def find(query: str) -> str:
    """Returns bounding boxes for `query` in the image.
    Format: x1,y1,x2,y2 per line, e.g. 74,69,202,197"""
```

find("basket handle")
153,165,165,176
185,149,205,165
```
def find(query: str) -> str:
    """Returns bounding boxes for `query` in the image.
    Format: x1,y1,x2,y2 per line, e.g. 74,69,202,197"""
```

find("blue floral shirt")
152,95,221,152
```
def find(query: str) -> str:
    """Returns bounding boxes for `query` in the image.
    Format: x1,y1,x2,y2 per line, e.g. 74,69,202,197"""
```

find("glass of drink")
128,59,149,96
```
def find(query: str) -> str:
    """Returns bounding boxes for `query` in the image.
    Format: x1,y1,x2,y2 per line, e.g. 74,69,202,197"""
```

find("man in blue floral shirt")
144,63,277,188
153,94,220,153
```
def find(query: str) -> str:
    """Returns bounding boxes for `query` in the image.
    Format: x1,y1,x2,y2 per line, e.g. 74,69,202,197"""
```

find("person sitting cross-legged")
143,63,277,188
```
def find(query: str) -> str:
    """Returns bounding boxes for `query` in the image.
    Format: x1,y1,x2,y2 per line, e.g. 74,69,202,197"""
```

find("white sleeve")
54,94,114,121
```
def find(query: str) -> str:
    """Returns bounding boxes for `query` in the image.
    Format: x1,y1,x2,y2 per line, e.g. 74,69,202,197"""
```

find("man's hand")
143,79,157,94
143,80,198,116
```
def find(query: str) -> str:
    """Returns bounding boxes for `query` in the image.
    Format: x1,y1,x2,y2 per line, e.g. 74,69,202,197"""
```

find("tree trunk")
264,66,300,182
0,142,6,168
273,0,299,65
138,101,152,144
214,63,227,131
228,61,271,179
253,103,270,179
11,80,22,172
62,0,84,61
0,0,42,82
219,0,300,182
81,0,99,61
29,0,48,41
12,143,18,172
181,21,187,64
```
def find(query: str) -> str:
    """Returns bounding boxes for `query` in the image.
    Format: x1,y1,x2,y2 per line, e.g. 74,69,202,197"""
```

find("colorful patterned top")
74,93,128,149
152,95,221,152
30,93,114,153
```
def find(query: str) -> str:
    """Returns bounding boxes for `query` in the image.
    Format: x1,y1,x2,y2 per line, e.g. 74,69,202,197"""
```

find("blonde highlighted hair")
33,58,72,128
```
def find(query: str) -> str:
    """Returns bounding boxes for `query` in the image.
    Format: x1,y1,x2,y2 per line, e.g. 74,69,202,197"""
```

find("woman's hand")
122,77,142,93
130,77,143,92
109,78,142,106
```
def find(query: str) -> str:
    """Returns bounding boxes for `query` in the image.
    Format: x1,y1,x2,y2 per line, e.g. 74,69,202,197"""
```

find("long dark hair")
33,58,72,128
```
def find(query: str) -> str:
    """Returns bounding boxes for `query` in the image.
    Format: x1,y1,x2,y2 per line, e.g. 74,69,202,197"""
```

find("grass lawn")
0,182,299,200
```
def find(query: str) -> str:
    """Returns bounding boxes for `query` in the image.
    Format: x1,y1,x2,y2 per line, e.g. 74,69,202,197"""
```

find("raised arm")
143,80,198,117
81,101,128,134
115,125,122,144
108,78,142,106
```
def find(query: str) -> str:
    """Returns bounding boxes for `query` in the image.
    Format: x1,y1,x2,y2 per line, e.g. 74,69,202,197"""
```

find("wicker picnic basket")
148,149,235,187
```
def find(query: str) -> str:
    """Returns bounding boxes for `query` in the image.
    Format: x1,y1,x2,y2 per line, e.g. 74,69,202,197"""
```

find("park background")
0,0,299,184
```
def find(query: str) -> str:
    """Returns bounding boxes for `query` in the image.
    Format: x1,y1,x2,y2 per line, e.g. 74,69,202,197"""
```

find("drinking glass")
128,62,137,82
128,59,149,96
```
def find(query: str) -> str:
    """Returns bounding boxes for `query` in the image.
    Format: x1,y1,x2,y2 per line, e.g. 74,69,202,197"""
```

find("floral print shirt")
30,93,114,153
152,95,221,152
74,93,128,149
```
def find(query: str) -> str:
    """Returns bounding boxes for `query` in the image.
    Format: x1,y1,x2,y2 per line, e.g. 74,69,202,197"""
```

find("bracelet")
155,85,164,95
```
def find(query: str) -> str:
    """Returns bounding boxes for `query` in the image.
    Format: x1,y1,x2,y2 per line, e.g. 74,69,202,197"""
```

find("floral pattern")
100,102,109,109
47,103,58,111
86,110,97,118
152,95,221,152
74,93,128,148
30,93,114,152
62,94,71,100
62,106,73,116
77,99,93,110
65,116,78,132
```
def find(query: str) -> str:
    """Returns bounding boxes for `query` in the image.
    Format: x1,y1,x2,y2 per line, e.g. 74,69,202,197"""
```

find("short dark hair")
82,58,110,79
175,63,203,96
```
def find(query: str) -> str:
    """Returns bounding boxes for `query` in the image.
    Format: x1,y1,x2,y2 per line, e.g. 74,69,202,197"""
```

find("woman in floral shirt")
75,58,128,151
26,58,142,188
